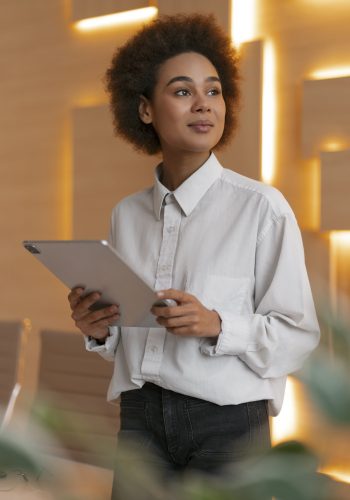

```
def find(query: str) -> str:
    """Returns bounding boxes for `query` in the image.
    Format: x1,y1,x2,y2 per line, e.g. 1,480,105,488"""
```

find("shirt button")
161,264,171,271
167,226,175,233
150,345,158,354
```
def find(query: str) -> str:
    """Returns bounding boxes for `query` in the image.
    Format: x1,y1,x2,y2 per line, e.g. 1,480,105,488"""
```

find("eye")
174,88,191,96
207,87,222,96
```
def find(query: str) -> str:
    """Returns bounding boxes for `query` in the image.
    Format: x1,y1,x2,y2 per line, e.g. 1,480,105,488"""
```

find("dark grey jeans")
112,382,270,498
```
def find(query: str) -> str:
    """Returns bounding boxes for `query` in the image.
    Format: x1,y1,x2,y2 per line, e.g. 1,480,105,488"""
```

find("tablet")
22,240,160,328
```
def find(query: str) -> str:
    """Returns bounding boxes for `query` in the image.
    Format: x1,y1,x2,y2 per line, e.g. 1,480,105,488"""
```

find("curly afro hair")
105,13,240,155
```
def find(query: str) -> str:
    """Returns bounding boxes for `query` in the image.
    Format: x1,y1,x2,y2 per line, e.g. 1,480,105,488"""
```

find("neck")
160,151,211,191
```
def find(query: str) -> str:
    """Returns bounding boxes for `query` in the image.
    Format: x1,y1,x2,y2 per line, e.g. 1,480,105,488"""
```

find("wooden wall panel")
302,77,350,159
157,0,230,33
250,1,350,225
73,105,155,239
302,231,330,305
320,149,350,231
217,40,262,180
0,1,154,336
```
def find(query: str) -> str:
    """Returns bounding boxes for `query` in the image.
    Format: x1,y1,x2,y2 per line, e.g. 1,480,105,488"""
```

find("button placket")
154,197,181,291
141,195,182,380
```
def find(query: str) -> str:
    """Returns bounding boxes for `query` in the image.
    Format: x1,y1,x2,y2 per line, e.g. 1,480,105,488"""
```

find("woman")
68,12,319,488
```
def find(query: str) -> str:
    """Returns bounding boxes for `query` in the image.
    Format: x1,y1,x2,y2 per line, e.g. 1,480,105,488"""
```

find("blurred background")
0,0,350,497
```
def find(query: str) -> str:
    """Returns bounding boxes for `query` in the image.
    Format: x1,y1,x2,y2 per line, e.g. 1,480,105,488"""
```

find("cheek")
220,99,226,119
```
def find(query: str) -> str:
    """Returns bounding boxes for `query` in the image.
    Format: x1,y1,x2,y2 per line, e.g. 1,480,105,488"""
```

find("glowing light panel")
321,138,349,152
330,231,350,247
320,468,350,485
59,118,73,239
310,66,350,80
231,0,257,47
261,41,277,184
271,377,298,444
75,6,158,31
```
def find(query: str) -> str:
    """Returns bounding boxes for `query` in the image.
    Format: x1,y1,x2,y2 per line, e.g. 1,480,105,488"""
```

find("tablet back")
23,240,158,327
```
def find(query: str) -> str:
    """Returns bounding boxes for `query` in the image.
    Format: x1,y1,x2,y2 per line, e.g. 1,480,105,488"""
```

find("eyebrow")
166,76,221,86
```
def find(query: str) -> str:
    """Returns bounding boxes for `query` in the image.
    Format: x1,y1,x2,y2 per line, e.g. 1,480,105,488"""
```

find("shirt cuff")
84,326,119,353
200,311,251,356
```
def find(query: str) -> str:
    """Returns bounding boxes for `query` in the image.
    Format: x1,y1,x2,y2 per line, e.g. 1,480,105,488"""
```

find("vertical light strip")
271,377,298,444
329,232,338,357
261,40,277,184
329,231,350,356
59,116,73,239
231,0,257,47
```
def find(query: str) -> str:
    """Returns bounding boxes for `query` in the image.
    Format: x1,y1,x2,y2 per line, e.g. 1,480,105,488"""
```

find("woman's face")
139,52,226,158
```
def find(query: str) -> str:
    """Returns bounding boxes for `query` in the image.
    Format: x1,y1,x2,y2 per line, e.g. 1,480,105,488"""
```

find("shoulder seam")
219,171,291,219
257,212,293,247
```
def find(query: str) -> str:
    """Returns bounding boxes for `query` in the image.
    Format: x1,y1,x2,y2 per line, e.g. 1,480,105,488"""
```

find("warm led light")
59,118,73,239
231,0,257,47
321,139,348,152
75,6,158,31
310,67,350,80
320,468,350,484
261,40,277,184
330,231,350,247
271,377,297,445
74,93,107,108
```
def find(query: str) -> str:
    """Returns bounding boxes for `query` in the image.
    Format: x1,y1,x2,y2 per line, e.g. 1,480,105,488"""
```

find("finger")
156,314,198,329
156,289,195,304
151,303,194,318
71,292,102,320
68,287,85,309
75,312,120,338
166,324,201,337
72,303,119,323
89,305,120,323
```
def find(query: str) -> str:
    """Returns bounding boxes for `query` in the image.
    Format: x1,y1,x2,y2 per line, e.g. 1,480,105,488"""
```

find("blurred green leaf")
0,435,43,478
174,441,332,500
299,352,350,425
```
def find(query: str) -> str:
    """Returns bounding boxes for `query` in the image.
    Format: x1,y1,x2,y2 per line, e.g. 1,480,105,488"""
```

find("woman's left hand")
151,289,221,338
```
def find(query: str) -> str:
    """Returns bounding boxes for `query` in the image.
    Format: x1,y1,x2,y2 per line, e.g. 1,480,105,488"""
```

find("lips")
188,120,214,127
188,120,214,132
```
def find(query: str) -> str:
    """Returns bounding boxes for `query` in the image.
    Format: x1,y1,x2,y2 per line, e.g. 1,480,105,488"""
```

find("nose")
192,93,211,113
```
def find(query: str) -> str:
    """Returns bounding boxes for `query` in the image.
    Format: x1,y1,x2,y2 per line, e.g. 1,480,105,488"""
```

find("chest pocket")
200,275,250,314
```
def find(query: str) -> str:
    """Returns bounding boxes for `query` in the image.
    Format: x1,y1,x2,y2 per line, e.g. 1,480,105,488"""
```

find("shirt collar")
153,153,223,220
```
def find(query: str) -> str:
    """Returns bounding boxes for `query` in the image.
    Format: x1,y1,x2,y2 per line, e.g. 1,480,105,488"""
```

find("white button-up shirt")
86,153,320,415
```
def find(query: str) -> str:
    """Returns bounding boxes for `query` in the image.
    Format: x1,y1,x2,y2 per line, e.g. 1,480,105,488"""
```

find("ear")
138,95,153,124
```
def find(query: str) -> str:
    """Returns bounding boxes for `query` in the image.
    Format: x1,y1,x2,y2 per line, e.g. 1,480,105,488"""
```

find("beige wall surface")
1,0,350,481
0,1,152,332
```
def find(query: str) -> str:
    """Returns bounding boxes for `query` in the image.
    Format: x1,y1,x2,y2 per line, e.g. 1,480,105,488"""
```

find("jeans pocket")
120,391,149,431
186,400,251,456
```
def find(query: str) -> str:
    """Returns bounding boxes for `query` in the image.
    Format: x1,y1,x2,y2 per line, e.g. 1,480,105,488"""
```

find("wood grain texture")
320,149,350,230
302,77,350,159
72,105,155,239
34,329,119,466
217,40,263,180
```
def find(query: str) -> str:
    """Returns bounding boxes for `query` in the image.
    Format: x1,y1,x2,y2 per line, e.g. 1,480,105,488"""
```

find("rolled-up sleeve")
200,213,320,379
84,326,121,361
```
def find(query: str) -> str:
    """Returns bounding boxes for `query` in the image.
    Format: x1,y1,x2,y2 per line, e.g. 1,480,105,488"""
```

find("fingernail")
157,291,164,297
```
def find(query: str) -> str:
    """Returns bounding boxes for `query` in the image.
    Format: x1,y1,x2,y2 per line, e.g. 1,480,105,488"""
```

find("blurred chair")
0,320,30,429
33,329,119,468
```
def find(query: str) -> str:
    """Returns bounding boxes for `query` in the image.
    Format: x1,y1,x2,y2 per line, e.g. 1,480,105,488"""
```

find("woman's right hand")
68,287,120,342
